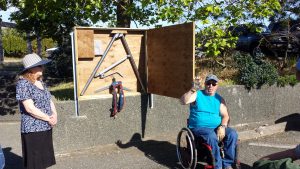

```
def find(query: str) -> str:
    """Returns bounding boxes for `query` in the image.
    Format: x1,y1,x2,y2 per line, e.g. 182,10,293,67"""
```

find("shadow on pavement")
240,163,252,169
275,113,300,131
3,147,24,169
116,133,182,168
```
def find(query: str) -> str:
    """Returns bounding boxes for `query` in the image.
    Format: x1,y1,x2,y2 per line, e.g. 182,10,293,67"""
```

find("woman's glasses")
205,82,217,86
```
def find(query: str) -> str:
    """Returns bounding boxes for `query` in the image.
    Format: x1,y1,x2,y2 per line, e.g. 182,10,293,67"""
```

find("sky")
0,7,17,23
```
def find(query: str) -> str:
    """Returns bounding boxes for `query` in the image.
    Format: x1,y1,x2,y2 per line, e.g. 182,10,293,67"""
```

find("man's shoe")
224,166,233,169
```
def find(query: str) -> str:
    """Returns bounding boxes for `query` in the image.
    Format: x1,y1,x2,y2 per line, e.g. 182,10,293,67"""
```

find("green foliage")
233,52,278,89
2,28,27,57
45,39,72,78
49,82,74,100
2,28,56,57
277,75,298,87
10,0,90,45
149,0,282,59
270,0,300,22
9,0,282,49
7,0,285,79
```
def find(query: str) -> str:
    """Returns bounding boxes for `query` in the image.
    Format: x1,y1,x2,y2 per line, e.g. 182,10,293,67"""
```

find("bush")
45,41,73,79
233,52,278,89
277,75,298,87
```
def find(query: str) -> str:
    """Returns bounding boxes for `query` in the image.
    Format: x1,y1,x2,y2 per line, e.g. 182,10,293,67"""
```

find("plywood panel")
74,28,146,98
76,29,95,59
147,22,195,98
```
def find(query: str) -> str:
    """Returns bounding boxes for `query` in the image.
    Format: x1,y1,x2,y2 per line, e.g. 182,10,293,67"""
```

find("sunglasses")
205,82,217,86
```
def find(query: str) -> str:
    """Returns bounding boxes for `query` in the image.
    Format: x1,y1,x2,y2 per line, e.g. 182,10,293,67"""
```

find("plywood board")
147,22,195,98
74,28,146,98
76,29,95,59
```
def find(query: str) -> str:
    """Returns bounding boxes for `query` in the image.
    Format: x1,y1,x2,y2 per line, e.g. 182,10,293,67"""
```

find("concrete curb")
238,122,287,142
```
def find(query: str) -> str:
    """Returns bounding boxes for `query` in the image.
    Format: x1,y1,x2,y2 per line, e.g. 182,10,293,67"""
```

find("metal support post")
149,94,154,109
120,35,146,92
70,32,79,116
95,56,128,78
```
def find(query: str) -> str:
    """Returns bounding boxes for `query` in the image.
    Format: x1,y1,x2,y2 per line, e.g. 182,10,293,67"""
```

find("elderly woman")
16,53,57,169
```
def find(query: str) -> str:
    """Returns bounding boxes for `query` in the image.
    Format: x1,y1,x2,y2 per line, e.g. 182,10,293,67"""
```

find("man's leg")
191,127,222,169
222,127,238,169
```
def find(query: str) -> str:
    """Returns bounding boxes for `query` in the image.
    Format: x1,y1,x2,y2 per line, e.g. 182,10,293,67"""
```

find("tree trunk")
0,20,3,63
116,0,132,28
36,33,42,56
26,32,33,54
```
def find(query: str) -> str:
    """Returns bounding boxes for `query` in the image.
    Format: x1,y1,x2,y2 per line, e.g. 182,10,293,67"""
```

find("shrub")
233,52,278,89
45,40,73,79
277,75,298,87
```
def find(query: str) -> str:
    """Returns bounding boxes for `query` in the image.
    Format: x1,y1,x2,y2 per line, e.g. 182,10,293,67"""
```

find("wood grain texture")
76,29,95,59
74,28,146,97
147,22,195,98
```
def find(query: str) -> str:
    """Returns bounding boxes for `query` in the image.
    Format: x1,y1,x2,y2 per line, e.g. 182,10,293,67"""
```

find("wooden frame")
73,22,195,100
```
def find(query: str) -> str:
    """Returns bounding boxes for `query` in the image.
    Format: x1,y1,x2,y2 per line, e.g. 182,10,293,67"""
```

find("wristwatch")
190,88,197,92
220,124,227,128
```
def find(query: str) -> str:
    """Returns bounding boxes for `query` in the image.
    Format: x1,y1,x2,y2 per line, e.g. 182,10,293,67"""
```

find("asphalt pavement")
4,130,300,169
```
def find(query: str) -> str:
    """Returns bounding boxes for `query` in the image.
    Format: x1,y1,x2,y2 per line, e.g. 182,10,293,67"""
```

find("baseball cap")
205,74,219,83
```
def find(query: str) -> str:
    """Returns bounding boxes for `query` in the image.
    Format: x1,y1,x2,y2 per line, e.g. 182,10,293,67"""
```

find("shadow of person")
116,133,181,168
240,163,252,169
3,147,24,169
275,113,300,131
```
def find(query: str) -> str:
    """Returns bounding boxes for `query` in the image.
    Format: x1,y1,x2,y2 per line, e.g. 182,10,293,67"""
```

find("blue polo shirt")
188,90,222,129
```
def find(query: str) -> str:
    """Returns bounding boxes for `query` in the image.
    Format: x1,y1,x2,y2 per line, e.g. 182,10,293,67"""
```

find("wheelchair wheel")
234,141,241,169
176,127,197,169
196,142,215,169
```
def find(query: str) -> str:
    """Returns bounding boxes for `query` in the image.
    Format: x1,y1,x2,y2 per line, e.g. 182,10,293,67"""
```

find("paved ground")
3,130,300,169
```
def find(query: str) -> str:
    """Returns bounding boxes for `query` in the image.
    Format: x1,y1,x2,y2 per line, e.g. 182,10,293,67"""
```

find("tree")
10,0,282,62
91,0,282,66
267,0,300,64
0,0,8,63
10,0,90,51
150,0,282,67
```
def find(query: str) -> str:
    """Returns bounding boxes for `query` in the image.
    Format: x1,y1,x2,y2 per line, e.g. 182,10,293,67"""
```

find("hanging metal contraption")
80,33,146,96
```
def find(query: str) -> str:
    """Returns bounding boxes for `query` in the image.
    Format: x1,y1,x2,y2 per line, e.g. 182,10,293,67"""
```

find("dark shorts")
21,129,56,169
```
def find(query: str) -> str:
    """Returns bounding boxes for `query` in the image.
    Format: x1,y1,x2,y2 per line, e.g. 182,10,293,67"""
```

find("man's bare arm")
180,88,197,105
220,98,230,126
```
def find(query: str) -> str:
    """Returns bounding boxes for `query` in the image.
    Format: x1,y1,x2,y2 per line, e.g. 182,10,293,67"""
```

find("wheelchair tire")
176,127,197,169
234,141,241,169
196,142,215,169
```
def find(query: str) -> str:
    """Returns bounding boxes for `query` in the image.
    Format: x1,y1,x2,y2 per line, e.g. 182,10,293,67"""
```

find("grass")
3,57,22,62
218,79,236,86
49,82,74,101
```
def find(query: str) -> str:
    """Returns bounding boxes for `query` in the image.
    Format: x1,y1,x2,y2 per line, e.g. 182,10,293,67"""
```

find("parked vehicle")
230,24,270,56
263,22,300,57
232,23,300,58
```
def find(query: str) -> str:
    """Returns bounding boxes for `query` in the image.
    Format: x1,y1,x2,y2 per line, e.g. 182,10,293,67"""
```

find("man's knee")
206,131,218,141
226,128,238,140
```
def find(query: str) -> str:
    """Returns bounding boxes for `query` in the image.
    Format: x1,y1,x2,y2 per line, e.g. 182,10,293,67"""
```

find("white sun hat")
19,53,51,74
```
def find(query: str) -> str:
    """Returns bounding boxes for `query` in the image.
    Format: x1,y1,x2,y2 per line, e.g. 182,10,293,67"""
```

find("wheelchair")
176,127,240,169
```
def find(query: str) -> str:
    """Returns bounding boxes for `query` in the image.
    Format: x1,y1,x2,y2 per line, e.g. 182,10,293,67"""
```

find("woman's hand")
48,114,57,127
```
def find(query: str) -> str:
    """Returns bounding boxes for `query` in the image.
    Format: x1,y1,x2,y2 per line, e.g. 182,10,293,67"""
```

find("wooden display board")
73,22,195,99
147,22,195,98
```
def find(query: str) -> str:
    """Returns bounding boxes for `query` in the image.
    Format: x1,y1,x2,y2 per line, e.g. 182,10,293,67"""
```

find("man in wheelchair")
180,74,238,169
